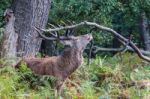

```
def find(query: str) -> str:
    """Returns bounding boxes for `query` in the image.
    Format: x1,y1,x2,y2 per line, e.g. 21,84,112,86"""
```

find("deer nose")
87,33,93,40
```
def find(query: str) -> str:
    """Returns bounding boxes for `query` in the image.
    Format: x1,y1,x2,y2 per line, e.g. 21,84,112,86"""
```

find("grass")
0,52,150,99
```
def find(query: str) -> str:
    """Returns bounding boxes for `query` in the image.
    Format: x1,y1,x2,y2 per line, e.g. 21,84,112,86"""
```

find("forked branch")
35,21,150,62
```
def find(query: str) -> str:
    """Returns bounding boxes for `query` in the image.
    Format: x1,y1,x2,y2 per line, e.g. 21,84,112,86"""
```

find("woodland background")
0,0,150,99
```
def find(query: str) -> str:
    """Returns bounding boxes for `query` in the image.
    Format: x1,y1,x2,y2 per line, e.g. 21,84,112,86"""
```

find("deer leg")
54,80,64,98
58,82,65,96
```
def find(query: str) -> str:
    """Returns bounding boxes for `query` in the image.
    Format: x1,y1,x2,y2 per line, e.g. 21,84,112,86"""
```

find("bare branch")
37,21,150,62
87,41,94,65
39,22,85,32
93,46,126,53
93,46,150,56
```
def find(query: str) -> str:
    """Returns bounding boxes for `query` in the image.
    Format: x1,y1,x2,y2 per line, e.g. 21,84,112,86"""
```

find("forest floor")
0,52,150,99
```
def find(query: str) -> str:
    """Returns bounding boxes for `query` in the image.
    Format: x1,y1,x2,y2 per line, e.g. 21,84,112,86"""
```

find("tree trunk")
139,12,150,51
11,0,51,57
1,9,18,59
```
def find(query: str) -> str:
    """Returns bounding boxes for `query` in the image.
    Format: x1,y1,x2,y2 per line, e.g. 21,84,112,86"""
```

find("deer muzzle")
87,34,93,41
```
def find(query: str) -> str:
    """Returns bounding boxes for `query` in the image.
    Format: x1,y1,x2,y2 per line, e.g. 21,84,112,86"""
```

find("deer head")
60,33,93,51
35,25,93,52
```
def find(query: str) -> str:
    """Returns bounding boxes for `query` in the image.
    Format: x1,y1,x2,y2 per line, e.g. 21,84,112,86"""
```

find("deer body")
20,47,82,79
16,33,93,96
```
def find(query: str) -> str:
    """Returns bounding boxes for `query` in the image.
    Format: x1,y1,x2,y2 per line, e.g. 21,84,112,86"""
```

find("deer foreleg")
54,80,64,98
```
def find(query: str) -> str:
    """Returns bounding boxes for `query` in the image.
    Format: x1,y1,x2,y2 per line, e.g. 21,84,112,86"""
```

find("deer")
15,26,93,97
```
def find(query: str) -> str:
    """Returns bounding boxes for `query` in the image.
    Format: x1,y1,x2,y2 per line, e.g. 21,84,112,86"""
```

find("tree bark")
1,9,18,59
139,12,150,51
11,0,51,57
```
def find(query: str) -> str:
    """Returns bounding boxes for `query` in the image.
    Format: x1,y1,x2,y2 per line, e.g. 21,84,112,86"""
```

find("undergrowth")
0,52,150,99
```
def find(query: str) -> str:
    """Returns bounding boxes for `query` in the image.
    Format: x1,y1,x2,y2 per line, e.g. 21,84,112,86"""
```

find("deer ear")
60,40,73,46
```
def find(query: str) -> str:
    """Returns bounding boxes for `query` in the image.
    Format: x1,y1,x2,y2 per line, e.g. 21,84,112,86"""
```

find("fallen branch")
93,46,126,53
36,21,150,62
93,46,150,56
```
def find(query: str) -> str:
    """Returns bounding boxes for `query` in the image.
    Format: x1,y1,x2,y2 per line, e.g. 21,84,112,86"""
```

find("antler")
66,20,76,36
35,21,150,62
34,26,73,41
34,21,77,41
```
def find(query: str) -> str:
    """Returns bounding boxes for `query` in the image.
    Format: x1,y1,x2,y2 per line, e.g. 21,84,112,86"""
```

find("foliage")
1,0,150,51
0,0,11,27
50,0,117,23
0,0,150,98
49,0,117,48
49,0,150,48
0,62,55,99
65,53,150,98
0,53,149,99
0,0,11,43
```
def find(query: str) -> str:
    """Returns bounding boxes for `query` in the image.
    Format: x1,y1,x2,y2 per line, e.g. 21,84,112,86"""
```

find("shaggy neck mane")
60,47,83,75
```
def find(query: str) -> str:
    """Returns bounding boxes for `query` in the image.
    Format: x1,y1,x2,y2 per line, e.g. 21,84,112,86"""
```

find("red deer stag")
15,27,93,96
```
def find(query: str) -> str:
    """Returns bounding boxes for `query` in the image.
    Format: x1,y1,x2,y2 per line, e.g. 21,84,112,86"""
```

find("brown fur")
15,34,93,95
16,48,82,95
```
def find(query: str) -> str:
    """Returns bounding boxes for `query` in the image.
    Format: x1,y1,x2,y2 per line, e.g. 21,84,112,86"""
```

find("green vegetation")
0,0,150,98
49,0,150,47
0,0,150,48
0,53,149,99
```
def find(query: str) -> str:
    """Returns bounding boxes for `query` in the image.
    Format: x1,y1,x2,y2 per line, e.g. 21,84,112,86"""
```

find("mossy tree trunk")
0,9,18,59
11,0,51,57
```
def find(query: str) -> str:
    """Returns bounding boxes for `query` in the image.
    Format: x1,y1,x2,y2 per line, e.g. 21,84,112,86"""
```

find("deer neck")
61,47,83,75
